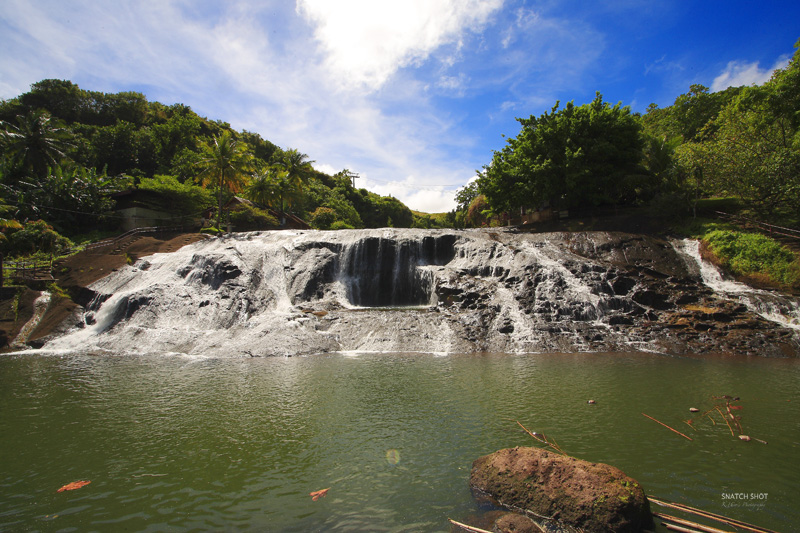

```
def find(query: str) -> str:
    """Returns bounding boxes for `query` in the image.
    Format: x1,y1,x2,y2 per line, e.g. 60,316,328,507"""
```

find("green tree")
478,93,645,214
196,131,252,229
309,207,337,229
278,148,315,188
137,175,214,218
244,163,280,208
1,110,72,181
680,43,800,217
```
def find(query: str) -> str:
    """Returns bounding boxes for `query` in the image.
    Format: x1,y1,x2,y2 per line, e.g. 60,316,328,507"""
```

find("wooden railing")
1,225,190,287
715,211,800,241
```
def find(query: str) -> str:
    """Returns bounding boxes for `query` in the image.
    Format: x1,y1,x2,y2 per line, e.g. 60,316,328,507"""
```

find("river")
1,351,797,532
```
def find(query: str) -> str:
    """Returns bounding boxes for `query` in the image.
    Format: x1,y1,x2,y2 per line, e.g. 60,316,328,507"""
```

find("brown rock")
470,447,652,533
493,512,543,533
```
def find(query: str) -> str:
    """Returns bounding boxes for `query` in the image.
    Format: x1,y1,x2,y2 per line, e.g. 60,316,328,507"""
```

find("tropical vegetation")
0,79,416,258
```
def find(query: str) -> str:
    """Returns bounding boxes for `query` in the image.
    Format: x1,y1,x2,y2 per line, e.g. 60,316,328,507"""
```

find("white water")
34,230,800,357
11,291,51,348
677,239,800,330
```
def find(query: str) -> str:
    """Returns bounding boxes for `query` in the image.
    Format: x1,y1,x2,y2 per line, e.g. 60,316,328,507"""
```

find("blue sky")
1,1,797,212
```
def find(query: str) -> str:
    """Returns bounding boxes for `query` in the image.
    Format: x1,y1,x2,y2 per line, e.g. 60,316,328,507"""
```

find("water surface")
1,352,798,531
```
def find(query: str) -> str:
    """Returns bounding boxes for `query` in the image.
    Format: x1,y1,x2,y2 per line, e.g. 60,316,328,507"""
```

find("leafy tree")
19,79,86,124
6,219,72,256
5,164,122,234
323,191,363,228
679,43,800,217
137,175,214,217
685,99,799,215
479,93,645,214
229,203,279,231
454,180,480,212
466,194,490,226
642,85,741,142
309,207,337,229
196,131,252,229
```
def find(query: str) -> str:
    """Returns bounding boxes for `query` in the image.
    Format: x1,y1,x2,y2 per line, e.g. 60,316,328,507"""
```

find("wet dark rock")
43,229,800,357
470,447,653,533
631,289,671,310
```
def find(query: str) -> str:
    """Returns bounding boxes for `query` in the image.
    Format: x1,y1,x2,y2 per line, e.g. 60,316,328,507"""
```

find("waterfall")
676,239,800,330
32,230,799,357
340,234,456,307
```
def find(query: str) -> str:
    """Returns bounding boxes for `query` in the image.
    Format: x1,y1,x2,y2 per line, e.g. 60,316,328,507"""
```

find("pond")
1,351,797,531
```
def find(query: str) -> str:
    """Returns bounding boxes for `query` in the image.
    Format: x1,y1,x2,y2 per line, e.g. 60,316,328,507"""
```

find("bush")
702,229,800,289
310,207,337,230
137,175,214,215
330,220,355,230
6,220,72,256
228,204,279,231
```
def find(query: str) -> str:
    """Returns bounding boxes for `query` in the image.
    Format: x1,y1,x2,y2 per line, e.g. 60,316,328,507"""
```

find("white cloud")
711,55,791,92
0,0,603,214
295,0,503,90
363,175,462,213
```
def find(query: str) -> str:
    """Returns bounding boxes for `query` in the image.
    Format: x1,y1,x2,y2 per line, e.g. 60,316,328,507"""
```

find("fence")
1,225,190,287
715,211,800,242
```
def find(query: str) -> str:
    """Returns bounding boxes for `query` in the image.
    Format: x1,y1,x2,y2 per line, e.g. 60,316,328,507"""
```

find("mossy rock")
470,447,653,533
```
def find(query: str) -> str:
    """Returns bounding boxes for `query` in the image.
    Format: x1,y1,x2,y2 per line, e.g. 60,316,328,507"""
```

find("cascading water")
340,234,456,307
676,239,800,330
34,230,799,357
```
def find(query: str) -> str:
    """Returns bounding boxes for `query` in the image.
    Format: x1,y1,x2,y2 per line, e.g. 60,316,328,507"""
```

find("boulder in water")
470,447,653,533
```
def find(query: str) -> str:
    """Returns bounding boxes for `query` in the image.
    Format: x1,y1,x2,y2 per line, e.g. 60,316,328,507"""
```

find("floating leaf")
57,480,91,493
310,488,329,501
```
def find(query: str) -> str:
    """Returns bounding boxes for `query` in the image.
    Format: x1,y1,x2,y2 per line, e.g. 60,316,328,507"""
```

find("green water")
1,352,798,532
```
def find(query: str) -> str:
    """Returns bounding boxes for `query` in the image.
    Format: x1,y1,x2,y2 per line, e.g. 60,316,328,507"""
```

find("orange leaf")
57,480,91,493
310,488,329,501
729,405,743,410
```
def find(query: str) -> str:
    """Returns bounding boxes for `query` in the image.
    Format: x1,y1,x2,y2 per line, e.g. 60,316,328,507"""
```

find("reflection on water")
1,352,798,531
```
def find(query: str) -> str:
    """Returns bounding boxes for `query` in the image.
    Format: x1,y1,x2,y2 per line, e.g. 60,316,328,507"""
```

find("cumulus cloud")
0,0,611,213
295,0,502,90
711,56,791,92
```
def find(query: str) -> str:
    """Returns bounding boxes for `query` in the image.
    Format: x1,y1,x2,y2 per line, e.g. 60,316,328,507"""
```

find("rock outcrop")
36,229,800,357
470,447,653,533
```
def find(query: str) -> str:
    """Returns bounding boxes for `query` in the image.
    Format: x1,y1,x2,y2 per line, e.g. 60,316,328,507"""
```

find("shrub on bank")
702,229,800,290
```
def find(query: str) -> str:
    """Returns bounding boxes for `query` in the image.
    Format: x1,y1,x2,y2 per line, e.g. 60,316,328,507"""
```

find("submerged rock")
470,447,653,533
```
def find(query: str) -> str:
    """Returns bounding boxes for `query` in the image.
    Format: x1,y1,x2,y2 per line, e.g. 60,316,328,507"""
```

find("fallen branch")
448,519,497,533
642,413,693,441
653,512,734,533
516,420,566,455
713,406,735,436
649,497,779,533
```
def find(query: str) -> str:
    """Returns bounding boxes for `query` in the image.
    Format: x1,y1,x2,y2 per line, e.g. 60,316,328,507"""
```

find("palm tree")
196,131,251,230
245,163,279,207
0,110,72,181
278,148,315,189
247,166,304,226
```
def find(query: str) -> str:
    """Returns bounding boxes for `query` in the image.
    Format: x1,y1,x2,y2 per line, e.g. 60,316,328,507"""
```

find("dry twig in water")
516,420,566,455
642,413,693,441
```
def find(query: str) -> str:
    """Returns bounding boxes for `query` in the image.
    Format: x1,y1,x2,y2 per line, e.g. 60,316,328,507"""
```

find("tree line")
0,79,423,257
456,39,800,227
